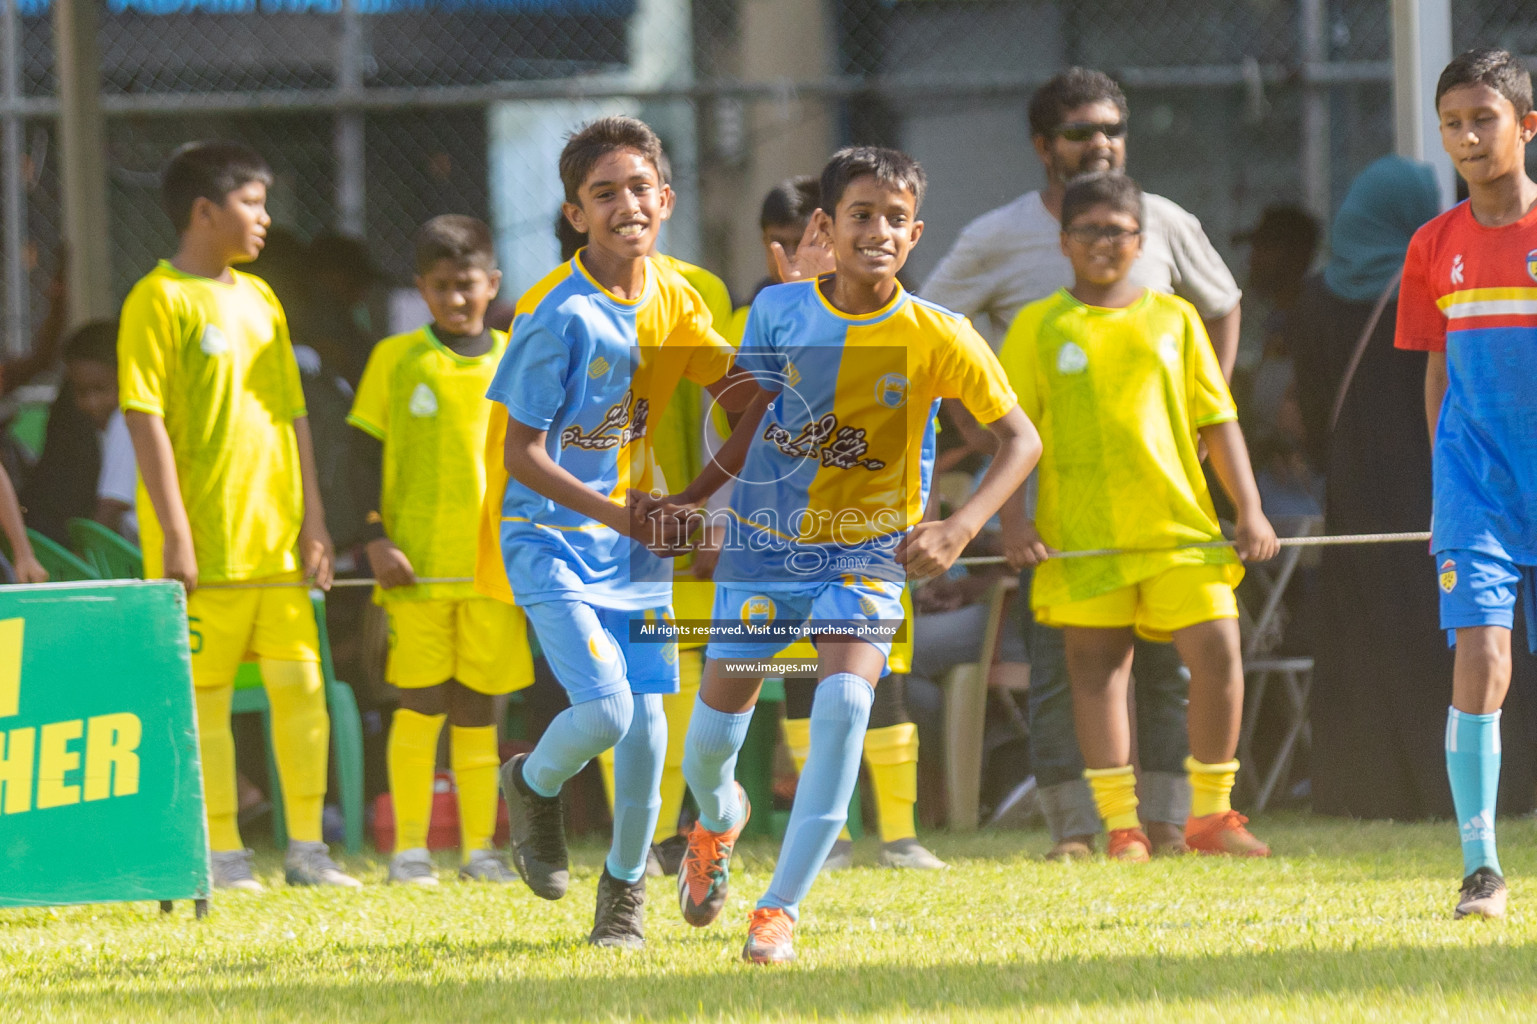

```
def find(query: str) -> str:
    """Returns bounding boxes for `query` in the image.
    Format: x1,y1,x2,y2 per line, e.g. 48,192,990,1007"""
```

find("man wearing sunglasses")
922,67,1242,862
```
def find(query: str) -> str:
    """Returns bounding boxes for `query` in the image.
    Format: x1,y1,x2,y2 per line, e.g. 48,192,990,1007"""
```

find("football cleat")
1454,867,1508,920
742,906,796,964
677,784,750,927
1185,811,1270,857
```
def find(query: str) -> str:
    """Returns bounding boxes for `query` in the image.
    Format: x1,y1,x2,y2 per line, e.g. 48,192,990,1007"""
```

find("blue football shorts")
521,598,679,703
707,578,905,675
1436,549,1537,653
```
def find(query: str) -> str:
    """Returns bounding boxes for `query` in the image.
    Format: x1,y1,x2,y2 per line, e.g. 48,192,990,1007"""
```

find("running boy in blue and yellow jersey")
654,147,1040,964
478,116,749,948
998,172,1278,865
119,142,359,891
348,215,534,887
1395,49,1537,921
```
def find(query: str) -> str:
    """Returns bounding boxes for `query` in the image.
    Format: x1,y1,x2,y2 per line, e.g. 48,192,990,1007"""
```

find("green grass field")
3,815,1534,1023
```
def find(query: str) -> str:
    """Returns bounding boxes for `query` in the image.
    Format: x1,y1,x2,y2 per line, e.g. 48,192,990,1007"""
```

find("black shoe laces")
596,876,645,936
1464,869,1504,899
526,792,567,863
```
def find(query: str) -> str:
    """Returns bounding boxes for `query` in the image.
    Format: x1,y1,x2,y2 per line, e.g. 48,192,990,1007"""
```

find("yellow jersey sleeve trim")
121,398,164,417
967,394,1019,427
1192,409,1238,428
345,412,386,440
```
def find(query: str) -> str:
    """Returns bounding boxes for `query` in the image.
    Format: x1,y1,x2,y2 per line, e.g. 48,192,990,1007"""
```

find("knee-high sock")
783,716,852,842
261,659,329,844
522,691,633,799
681,694,752,832
1185,756,1239,818
759,673,873,920
1447,707,1502,877
1084,764,1140,832
864,722,918,843
607,693,666,882
451,724,500,859
194,684,241,852
388,708,445,851
655,651,701,842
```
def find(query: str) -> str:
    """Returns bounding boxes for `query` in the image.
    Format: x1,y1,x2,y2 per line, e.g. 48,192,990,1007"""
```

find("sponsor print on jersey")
762,414,886,471
588,355,611,379
560,390,649,451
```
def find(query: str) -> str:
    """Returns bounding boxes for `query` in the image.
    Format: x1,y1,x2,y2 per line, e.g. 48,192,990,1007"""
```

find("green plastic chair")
67,518,145,579
735,677,862,840
230,591,366,853
0,529,100,582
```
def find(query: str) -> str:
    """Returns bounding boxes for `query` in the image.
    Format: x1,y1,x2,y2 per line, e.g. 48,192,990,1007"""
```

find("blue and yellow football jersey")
476,254,735,610
713,277,1016,588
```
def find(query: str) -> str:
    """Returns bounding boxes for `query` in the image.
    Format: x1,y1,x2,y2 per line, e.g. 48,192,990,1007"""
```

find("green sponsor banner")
0,580,209,907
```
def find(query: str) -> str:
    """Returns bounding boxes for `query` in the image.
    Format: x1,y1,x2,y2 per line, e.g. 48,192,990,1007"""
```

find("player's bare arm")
124,409,198,593
1198,418,1279,562
293,416,335,590
1204,305,1242,382
897,404,1040,580
1423,350,1449,450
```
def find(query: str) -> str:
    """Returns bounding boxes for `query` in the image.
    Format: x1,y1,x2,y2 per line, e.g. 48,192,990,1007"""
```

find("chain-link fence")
2,0,1535,358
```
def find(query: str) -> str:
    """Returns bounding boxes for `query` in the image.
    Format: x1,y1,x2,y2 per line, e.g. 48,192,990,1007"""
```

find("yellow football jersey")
348,325,507,602
998,288,1242,608
119,260,307,583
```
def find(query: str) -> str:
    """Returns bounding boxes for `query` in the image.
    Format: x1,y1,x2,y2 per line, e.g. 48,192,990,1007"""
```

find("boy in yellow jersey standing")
652,147,1039,964
347,216,534,886
999,172,1278,863
120,142,359,890
479,116,750,948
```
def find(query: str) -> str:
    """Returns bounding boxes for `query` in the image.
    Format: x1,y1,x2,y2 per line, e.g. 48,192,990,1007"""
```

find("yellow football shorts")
386,597,535,695
1036,563,1241,642
187,571,319,689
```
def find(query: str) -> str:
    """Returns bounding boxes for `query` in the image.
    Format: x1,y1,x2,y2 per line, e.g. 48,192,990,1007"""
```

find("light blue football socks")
681,695,753,832
606,693,666,883
759,672,873,920
1445,706,1502,878
523,690,634,799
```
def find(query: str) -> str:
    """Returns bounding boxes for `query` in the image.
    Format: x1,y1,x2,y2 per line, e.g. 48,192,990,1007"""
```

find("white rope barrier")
195,530,1432,590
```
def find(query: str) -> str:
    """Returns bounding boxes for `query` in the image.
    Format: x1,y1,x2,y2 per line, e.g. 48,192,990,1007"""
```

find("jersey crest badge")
589,356,611,379
1057,342,1088,375
741,596,776,624
199,324,229,356
1158,334,1180,364
875,373,909,409
408,383,438,417
1450,254,1465,286
1439,558,1457,593
1526,249,1537,282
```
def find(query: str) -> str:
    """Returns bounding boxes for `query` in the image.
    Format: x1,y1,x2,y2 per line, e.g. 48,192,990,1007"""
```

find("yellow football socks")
1084,764,1141,832
782,716,852,842
863,723,919,843
654,651,701,843
450,724,500,859
1186,756,1240,818
388,708,445,851
260,658,330,844
193,684,241,852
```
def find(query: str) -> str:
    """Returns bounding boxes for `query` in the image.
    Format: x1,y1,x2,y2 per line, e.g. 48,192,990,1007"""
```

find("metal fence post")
1299,0,1331,227
54,0,114,326
1,0,26,356
335,0,366,237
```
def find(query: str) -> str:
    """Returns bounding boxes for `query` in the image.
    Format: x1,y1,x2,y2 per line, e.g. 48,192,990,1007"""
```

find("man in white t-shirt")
922,68,1243,861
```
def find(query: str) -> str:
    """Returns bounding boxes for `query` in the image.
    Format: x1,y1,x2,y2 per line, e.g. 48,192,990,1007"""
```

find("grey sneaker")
822,838,854,871
211,849,264,893
499,753,569,900
388,848,439,886
459,849,516,883
589,868,646,949
284,840,363,888
879,837,949,870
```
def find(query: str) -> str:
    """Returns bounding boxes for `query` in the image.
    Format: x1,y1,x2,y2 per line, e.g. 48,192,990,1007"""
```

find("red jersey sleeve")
1394,228,1447,352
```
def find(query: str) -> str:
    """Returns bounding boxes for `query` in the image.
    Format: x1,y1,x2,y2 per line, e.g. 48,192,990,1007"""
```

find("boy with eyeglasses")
999,172,1278,863
1395,48,1537,920
923,67,1244,863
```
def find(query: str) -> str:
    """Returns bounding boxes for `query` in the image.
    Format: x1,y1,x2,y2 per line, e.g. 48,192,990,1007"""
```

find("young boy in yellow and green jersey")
478,116,754,948
120,141,360,891
347,215,534,886
998,172,1278,863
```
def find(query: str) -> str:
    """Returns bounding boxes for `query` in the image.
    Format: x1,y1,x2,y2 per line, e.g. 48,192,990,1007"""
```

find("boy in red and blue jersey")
1395,48,1537,921
651,147,1041,964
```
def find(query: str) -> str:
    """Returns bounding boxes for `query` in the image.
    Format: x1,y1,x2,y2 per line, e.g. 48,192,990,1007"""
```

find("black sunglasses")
1065,225,1141,244
1054,121,1127,142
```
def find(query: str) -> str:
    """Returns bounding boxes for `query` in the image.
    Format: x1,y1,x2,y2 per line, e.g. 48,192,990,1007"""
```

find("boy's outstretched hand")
894,520,970,582
771,211,836,284
626,489,703,559
1004,519,1051,570
1233,511,1280,563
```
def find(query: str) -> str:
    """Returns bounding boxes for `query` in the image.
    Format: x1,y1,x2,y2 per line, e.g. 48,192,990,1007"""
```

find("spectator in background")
300,232,386,388
1289,155,1537,820
922,68,1244,859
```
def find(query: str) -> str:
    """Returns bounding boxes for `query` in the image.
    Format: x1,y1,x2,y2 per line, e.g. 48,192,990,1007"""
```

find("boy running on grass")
651,146,1039,964
999,172,1278,863
120,141,358,890
1395,48,1537,920
348,216,534,887
477,116,750,948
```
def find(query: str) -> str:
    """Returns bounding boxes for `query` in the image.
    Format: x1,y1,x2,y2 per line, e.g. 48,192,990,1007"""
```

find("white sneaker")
388,848,439,886
211,849,264,893
879,837,948,870
285,840,363,888
458,849,517,883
